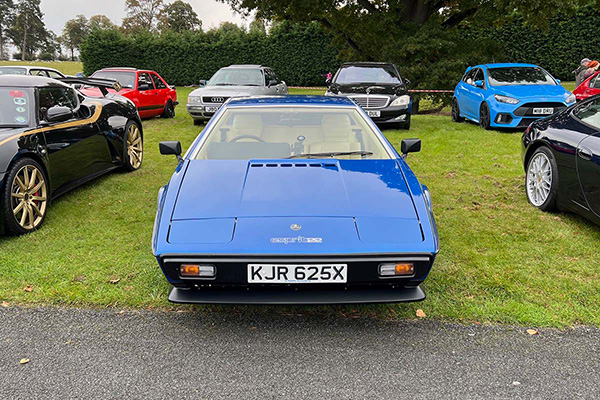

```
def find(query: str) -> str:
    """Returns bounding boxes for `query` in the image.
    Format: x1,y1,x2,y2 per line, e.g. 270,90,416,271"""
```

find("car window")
0,87,33,127
38,87,79,122
334,65,401,85
208,68,264,87
265,69,279,85
574,98,600,129
137,72,154,90
487,67,556,86
590,74,600,89
463,69,476,85
195,107,391,160
0,67,27,75
47,70,64,79
30,69,48,77
91,71,136,88
151,73,167,89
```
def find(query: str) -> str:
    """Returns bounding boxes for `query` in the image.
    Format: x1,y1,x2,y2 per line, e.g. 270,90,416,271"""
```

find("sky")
40,0,248,35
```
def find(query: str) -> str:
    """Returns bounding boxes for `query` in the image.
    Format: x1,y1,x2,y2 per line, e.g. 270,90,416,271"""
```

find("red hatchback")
573,71,600,101
81,67,178,119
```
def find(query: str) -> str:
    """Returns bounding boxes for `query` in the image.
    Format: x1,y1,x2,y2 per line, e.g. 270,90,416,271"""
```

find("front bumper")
187,104,217,121
489,101,570,128
169,285,425,304
368,105,411,125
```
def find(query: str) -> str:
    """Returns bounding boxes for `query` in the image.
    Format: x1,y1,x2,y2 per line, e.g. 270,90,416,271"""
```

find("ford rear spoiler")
57,77,123,96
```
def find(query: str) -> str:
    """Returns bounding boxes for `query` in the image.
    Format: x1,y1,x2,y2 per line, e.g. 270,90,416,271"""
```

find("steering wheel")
230,135,265,143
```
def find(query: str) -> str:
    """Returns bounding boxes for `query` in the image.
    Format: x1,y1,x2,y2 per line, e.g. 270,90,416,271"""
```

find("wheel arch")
6,151,51,192
523,140,553,171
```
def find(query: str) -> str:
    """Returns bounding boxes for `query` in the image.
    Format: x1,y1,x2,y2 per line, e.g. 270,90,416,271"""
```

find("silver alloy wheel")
527,152,552,207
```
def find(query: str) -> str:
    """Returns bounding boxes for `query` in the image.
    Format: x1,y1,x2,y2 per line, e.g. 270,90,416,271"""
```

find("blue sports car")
452,63,576,129
152,96,439,304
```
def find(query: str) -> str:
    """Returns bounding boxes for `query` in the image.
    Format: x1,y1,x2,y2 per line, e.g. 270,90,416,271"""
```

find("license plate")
248,264,347,284
367,110,381,118
533,107,553,115
205,106,220,113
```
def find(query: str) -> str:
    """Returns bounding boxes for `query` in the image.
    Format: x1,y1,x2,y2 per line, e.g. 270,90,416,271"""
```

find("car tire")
401,115,411,130
452,99,464,122
193,119,203,126
479,102,491,130
123,121,143,172
526,147,559,212
1,157,49,235
161,100,175,119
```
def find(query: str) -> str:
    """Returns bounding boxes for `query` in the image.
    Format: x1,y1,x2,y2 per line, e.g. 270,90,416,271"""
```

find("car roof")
340,62,396,67
226,95,356,107
0,74,70,88
475,63,540,69
97,67,141,72
225,64,265,69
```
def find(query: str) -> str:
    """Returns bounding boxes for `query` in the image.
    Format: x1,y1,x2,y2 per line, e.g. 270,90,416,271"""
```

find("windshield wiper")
286,151,373,159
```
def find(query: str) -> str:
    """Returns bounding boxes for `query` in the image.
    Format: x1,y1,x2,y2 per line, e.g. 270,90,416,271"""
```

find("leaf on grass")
526,329,539,335
20,358,30,365
109,278,121,284
65,340,72,345
1,301,9,307
416,309,426,318
72,275,86,283
23,285,33,292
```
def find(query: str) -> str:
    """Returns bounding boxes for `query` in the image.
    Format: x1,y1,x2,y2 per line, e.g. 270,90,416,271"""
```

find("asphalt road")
1,307,599,399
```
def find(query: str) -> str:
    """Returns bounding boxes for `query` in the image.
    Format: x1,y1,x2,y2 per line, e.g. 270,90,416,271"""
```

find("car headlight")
188,96,202,104
391,95,411,106
565,94,576,104
494,94,519,105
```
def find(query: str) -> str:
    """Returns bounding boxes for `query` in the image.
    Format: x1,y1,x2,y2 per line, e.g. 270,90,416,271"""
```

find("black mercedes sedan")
521,96,600,225
0,75,143,235
325,62,412,129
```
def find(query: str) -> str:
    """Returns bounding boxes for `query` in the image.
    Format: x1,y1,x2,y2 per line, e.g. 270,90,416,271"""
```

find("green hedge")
80,22,340,87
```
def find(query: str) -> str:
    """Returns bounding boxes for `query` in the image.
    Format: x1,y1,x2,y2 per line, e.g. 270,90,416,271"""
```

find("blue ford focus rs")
152,96,439,304
452,63,576,129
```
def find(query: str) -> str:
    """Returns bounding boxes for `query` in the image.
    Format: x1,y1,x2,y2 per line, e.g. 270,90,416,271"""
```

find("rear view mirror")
46,106,73,123
401,138,421,156
474,80,484,88
160,141,183,163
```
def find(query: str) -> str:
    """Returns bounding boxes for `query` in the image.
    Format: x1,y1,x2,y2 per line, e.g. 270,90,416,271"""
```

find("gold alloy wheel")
11,165,48,230
127,124,143,169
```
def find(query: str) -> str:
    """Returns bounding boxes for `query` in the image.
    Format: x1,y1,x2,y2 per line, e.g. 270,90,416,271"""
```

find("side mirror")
401,138,421,157
160,141,183,163
474,80,484,88
404,79,411,86
199,80,207,87
138,83,152,91
556,79,561,84
46,106,73,123
268,79,278,87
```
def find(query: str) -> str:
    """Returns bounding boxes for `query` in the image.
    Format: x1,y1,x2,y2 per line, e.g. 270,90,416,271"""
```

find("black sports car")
521,96,600,225
0,75,143,235
325,62,412,129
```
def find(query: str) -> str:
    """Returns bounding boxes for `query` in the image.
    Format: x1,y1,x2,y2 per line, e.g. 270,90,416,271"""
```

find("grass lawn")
1,87,598,328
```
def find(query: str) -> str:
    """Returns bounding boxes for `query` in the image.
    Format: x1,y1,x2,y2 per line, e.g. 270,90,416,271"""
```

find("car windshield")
0,67,27,76
487,67,556,86
0,87,33,127
91,71,135,88
335,66,401,85
208,68,264,86
194,107,391,160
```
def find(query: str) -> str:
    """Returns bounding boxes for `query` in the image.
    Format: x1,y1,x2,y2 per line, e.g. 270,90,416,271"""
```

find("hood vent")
250,162,338,169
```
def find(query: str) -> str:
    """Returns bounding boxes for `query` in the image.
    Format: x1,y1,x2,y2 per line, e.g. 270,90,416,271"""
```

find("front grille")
517,117,538,128
348,95,390,109
202,96,229,104
514,102,566,117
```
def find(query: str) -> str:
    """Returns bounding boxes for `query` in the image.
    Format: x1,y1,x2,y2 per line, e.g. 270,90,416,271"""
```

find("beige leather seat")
310,114,361,158
229,114,264,141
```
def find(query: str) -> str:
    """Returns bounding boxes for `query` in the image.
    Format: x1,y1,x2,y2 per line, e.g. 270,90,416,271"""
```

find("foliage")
122,0,164,33
0,0,15,60
157,0,202,33
89,15,117,31
61,15,89,61
6,0,50,61
80,21,340,86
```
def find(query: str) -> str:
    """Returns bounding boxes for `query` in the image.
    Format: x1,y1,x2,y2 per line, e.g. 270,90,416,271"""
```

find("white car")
0,65,66,79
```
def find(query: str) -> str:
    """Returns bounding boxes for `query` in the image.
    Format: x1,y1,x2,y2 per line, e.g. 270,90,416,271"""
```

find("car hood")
168,159,424,245
332,83,407,96
189,86,266,97
493,84,571,101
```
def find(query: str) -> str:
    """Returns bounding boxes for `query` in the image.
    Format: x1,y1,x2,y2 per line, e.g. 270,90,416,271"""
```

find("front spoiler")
168,285,425,305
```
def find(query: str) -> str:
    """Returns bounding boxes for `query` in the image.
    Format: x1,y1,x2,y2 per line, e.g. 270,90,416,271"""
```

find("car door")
38,86,111,194
582,73,600,100
577,131,600,216
457,69,477,118
150,72,169,113
136,72,160,118
462,68,487,119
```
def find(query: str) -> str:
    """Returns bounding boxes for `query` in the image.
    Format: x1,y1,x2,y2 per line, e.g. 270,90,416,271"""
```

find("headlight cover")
391,95,411,107
188,96,202,104
565,93,576,104
494,94,519,105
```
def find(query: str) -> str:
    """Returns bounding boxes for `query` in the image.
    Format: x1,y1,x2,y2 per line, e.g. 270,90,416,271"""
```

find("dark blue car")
152,96,439,304
452,63,575,129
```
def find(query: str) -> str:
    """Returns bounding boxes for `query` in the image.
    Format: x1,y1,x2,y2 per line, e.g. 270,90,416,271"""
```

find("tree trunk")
21,17,28,61
0,22,4,60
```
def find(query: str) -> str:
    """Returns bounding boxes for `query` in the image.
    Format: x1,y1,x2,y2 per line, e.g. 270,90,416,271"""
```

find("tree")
0,0,15,60
61,15,89,61
89,14,117,31
157,0,201,33
122,0,164,33
7,0,48,61
219,0,586,101
249,17,266,34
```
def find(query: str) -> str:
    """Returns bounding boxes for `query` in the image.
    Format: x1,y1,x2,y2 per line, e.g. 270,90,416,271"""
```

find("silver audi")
187,65,289,125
